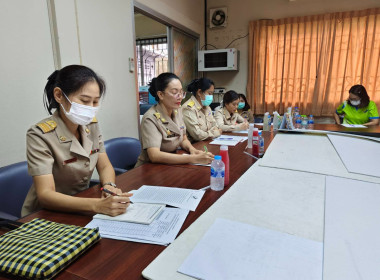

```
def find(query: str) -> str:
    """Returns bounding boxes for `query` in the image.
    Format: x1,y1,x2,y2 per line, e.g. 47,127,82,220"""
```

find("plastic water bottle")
247,123,254,149
292,107,300,123
301,115,308,129
273,111,279,131
258,131,264,157
295,114,301,129
308,115,314,129
210,155,225,191
252,128,259,157
263,112,270,131
220,146,230,186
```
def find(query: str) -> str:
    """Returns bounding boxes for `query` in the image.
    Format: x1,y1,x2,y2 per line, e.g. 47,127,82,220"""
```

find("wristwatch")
102,182,116,188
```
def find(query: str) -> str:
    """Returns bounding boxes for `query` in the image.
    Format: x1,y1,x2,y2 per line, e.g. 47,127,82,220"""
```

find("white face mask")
60,92,99,125
350,100,361,106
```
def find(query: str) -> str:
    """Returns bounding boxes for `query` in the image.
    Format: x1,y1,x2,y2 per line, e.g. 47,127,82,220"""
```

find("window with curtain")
247,8,380,116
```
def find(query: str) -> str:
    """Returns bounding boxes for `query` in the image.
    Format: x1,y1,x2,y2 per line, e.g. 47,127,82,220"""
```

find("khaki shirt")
214,107,246,131
239,109,254,123
22,111,105,216
135,103,186,167
182,96,221,142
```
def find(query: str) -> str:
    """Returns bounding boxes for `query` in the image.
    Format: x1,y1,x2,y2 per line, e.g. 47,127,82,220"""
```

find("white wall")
206,0,380,94
0,0,139,167
0,1,55,167
0,0,205,167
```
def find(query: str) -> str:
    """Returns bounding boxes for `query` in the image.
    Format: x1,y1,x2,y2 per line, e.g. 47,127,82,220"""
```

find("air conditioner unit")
209,7,227,28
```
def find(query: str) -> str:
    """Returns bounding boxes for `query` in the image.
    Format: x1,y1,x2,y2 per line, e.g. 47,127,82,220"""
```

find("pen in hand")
203,145,208,153
100,187,133,204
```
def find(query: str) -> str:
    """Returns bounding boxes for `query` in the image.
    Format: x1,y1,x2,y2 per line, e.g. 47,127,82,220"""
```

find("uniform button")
85,161,89,166
85,128,90,133
83,177,88,181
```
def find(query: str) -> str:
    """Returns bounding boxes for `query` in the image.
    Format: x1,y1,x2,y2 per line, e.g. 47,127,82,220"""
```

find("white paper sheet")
93,203,165,224
324,176,380,280
340,124,367,128
259,133,380,184
231,129,248,134
178,218,323,280
131,185,205,211
328,134,380,178
86,207,189,245
210,135,248,146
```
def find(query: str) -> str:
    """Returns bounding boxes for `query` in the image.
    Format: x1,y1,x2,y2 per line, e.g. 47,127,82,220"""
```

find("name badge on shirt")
90,148,99,155
63,157,77,165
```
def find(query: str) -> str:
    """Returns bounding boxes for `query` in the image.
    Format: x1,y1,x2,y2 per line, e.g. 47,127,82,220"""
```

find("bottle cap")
220,145,228,151
214,155,222,160
258,131,262,135
310,115,313,117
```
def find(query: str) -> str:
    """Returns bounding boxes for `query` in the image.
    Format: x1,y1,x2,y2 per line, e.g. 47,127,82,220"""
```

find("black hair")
148,72,181,102
223,90,240,107
238,93,251,111
187,78,214,97
43,65,106,115
348,84,370,108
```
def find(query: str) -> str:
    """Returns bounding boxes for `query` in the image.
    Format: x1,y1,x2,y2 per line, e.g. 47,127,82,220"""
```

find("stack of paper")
210,135,248,146
93,203,165,225
86,208,188,245
131,185,205,211
86,185,205,245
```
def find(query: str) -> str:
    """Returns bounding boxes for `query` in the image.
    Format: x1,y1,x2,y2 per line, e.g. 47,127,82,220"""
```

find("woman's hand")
95,192,133,216
239,122,249,130
101,185,122,198
191,152,214,165
189,148,204,155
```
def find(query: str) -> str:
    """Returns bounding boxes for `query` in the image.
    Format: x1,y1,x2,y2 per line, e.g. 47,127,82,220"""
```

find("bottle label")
211,167,224,178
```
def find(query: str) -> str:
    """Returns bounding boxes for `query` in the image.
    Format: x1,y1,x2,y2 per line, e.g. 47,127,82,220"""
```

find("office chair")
139,104,153,115
104,137,142,175
0,161,32,220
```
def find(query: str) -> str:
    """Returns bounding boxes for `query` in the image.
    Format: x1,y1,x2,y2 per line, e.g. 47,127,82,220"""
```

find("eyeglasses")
166,90,186,98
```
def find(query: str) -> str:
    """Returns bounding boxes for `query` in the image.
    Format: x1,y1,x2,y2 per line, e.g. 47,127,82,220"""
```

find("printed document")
178,218,323,280
93,203,165,225
86,207,189,245
210,135,248,146
131,185,205,211
340,124,367,128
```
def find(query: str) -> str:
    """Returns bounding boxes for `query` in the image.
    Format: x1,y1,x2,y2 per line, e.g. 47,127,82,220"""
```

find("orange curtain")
247,8,380,116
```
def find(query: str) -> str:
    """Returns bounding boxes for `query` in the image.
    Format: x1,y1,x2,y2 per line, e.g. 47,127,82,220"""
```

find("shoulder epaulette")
91,117,98,123
187,100,195,108
153,112,161,119
36,120,57,133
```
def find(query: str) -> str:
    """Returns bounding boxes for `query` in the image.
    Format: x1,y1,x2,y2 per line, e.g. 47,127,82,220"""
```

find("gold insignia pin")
59,136,66,141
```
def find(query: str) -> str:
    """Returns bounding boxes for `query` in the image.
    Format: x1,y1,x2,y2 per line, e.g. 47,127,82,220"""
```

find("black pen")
100,187,133,204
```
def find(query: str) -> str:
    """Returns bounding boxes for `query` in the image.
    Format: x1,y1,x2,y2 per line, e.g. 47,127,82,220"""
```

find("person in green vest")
334,84,379,125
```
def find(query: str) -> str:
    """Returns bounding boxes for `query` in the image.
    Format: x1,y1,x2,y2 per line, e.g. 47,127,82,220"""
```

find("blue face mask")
238,102,245,109
201,94,213,107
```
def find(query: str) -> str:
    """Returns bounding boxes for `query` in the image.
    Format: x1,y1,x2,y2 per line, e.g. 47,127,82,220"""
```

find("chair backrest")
0,161,32,220
104,137,141,173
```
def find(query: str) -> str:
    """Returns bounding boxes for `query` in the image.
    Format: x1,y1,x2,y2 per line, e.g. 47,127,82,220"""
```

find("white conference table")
143,132,380,280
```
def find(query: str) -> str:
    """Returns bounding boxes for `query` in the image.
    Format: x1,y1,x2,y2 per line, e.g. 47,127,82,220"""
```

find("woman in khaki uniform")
22,65,132,217
214,90,250,132
237,93,254,123
182,78,222,142
135,73,214,167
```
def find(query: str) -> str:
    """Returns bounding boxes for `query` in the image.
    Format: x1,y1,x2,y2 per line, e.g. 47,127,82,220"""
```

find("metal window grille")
136,37,169,87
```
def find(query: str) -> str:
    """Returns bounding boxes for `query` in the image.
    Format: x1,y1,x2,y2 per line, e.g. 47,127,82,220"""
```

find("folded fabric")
0,218,100,279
